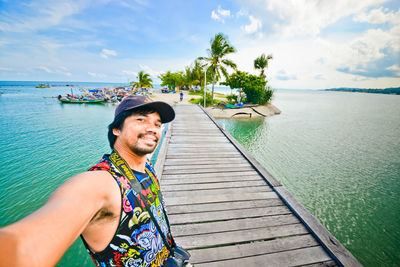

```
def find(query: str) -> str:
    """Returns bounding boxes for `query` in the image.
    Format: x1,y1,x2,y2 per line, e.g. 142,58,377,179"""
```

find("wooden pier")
155,104,361,266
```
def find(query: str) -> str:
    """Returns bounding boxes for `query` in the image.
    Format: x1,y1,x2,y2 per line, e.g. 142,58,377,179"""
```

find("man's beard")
130,133,159,156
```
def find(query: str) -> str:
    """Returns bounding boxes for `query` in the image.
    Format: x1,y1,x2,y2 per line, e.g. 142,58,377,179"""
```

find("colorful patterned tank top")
82,154,172,267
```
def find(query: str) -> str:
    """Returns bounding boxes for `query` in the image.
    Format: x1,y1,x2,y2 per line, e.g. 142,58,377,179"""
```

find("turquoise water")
217,90,400,266
0,82,120,266
1,84,399,266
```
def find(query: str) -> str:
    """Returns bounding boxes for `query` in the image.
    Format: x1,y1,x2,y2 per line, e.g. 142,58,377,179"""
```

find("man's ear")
113,128,120,136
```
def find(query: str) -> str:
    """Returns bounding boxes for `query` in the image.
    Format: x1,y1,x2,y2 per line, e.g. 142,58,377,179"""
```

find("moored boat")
58,96,105,104
36,83,51,88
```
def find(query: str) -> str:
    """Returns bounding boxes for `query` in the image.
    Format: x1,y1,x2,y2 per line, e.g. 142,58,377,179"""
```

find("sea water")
217,89,400,266
0,83,399,266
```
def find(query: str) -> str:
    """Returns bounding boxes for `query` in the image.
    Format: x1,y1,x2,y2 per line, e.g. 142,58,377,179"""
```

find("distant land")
325,87,400,95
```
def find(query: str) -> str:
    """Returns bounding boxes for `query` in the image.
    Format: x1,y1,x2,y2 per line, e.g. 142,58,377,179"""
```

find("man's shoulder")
66,170,115,194
88,155,111,172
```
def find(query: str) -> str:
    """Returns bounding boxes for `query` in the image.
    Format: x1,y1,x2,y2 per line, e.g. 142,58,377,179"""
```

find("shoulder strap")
108,150,175,251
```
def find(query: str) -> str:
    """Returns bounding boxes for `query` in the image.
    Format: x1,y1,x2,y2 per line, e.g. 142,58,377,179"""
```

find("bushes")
189,92,218,106
224,70,274,105
226,94,238,104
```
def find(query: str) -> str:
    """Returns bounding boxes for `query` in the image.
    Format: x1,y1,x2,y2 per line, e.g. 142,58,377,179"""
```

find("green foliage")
189,92,217,106
159,71,183,90
130,71,153,89
224,70,274,105
226,94,238,104
221,70,247,89
188,88,204,96
254,53,273,77
198,33,237,102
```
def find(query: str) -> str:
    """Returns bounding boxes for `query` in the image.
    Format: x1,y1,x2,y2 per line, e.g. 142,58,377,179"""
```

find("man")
0,95,182,267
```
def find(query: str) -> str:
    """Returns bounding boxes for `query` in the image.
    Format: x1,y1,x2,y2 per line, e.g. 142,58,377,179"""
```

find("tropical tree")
224,70,274,105
198,33,237,103
254,53,273,77
183,67,193,90
159,71,183,91
190,60,205,89
130,71,153,89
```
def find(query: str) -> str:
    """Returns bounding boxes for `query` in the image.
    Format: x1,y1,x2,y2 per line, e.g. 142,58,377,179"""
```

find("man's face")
114,112,162,156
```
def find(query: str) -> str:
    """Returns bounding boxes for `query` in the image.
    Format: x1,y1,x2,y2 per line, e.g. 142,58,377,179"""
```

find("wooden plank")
161,180,267,191
171,132,222,136
274,186,362,266
166,152,242,158
166,147,238,153
195,246,331,267
162,166,254,175
187,234,318,264
168,206,292,224
164,157,244,165
302,261,338,267
161,171,259,180
173,123,216,127
168,143,233,148
169,136,228,141
163,186,272,199
167,199,284,214
168,141,230,146
171,214,300,236
174,223,308,249
173,127,218,131
163,163,251,170
161,175,261,185
169,140,229,145
166,191,278,206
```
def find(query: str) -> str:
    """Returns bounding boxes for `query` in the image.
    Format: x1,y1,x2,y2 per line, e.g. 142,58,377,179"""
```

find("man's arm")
0,171,116,267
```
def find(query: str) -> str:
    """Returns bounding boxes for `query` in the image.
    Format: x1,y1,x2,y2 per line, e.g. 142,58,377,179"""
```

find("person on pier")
0,95,190,267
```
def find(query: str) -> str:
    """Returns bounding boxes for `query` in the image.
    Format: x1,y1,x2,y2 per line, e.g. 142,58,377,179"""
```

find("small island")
325,87,400,95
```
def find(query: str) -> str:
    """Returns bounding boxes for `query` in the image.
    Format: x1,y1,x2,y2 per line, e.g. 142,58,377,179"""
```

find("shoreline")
149,91,281,119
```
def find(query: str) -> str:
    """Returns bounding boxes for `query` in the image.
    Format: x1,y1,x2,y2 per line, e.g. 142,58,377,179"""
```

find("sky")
0,0,399,89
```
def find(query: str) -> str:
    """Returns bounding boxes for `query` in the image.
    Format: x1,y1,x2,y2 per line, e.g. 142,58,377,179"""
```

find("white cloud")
36,65,72,76
236,9,248,17
211,6,231,23
0,0,89,32
138,64,162,77
243,15,262,34
335,26,400,74
387,64,400,76
262,0,387,36
117,0,149,10
122,70,138,76
0,67,13,71
88,72,106,78
354,7,400,24
38,66,53,73
100,49,117,59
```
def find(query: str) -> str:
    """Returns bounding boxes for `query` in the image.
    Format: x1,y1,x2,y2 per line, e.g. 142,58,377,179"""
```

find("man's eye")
137,118,144,122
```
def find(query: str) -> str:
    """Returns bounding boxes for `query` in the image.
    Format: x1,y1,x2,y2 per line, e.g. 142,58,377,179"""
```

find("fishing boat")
36,83,51,88
57,96,105,104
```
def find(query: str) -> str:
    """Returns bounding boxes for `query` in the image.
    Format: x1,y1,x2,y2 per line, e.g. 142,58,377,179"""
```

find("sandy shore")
149,91,281,119
149,90,195,104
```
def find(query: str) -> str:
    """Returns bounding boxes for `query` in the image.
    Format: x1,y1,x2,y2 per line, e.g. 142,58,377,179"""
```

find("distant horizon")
0,80,398,91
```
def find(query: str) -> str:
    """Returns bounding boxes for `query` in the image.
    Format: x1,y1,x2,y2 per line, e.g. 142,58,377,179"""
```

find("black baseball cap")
115,95,175,123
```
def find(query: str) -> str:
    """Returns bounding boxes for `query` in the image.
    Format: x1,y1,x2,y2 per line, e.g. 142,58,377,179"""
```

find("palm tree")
198,33,237,103
130,71,153,90
254,53,273,77
190,60,206,90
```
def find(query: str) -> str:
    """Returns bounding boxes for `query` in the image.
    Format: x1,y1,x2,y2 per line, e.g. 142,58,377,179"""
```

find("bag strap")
108,150,175,252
